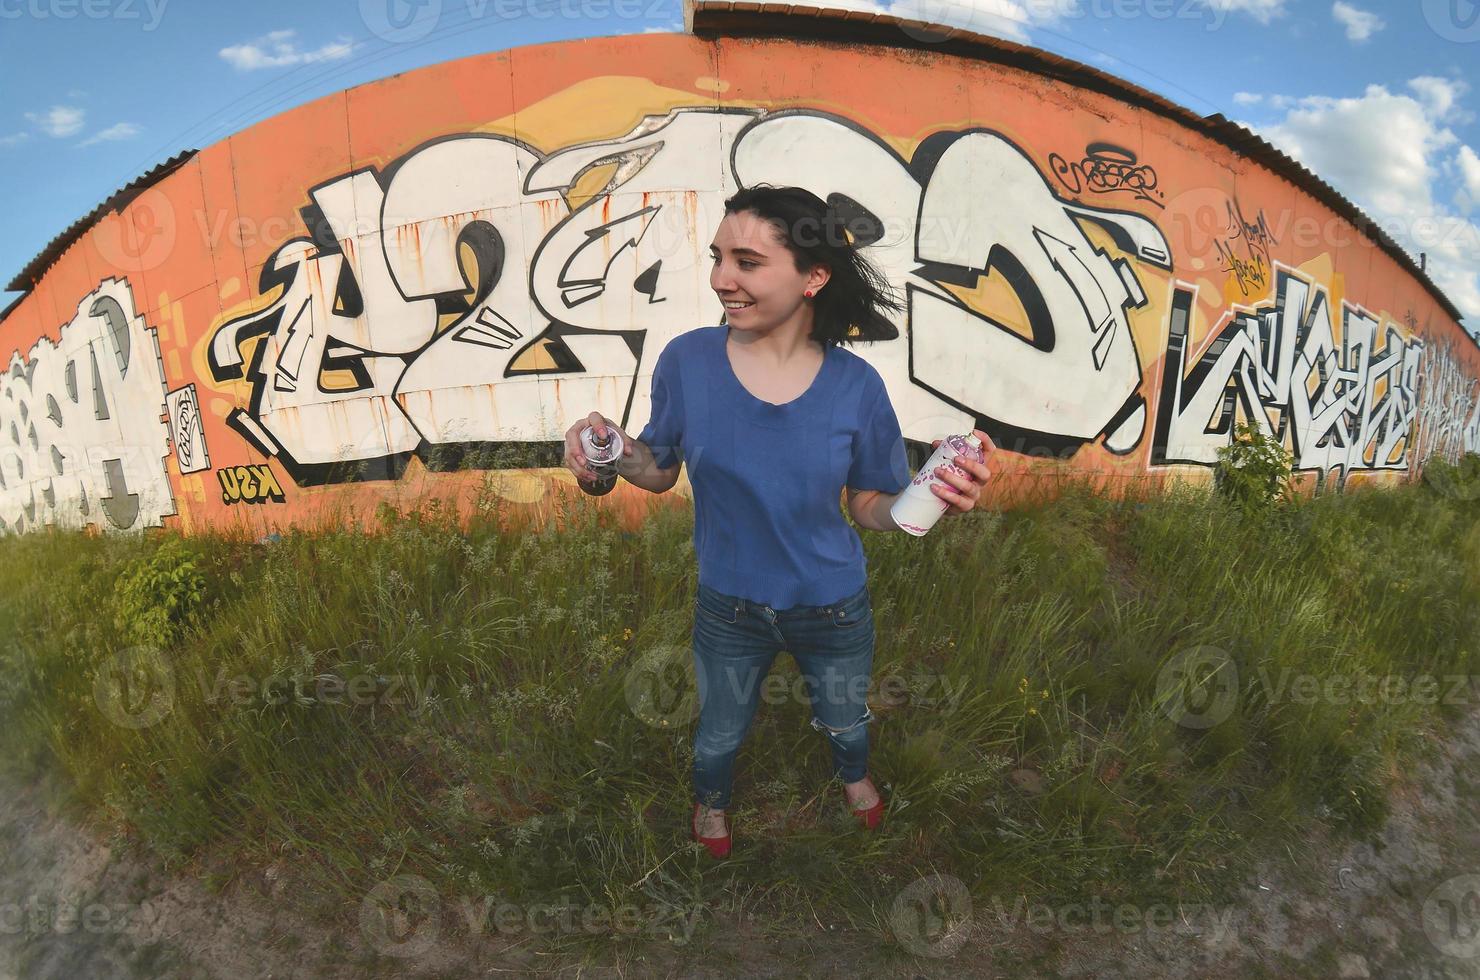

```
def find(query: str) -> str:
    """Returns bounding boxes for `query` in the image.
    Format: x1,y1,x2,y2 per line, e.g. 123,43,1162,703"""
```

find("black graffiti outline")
1151,267,1425,486
1049,142,1164,209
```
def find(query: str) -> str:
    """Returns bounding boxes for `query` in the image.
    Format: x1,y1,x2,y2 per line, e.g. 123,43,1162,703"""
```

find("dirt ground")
4,712,1480,979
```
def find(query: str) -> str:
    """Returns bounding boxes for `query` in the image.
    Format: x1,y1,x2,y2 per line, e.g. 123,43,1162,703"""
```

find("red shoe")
848,777,885,831
691,803,731,858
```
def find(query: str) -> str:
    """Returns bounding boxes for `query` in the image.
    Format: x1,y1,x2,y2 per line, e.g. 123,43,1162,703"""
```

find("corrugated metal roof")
687,0,1467,326
4,149,196,295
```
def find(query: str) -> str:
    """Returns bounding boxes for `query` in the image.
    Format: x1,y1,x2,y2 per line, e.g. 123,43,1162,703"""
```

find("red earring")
804,289,814,298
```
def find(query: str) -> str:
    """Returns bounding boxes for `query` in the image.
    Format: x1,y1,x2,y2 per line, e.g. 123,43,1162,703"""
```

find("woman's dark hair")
721,185,902,347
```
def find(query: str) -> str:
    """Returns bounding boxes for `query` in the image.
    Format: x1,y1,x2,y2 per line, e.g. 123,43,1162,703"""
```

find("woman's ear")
810,263,832,293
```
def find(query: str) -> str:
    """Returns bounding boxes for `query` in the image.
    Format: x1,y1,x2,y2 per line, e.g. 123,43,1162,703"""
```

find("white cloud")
1233,91,1263,106
219,29,355,71
1205,0,1287,25
0,132,29,148
24,105,85,138
1254,80,1480,323
1457,145,1480,212
78,123,140,148
784,0,1069,43
1408,76,1466,120
1331,1,1383,42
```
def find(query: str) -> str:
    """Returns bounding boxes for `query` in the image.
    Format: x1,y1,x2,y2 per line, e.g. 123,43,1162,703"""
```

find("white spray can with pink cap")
889,433,986,536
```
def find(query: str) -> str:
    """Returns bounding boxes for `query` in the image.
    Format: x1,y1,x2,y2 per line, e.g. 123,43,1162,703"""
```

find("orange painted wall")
0,32,1473,538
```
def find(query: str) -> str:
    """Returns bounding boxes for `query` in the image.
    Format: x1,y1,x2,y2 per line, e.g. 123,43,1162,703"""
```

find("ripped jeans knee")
810,705,875,739
810,706,874,783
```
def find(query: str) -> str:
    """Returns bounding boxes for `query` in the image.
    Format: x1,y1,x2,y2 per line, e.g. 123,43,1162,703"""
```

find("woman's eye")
709,254,756,270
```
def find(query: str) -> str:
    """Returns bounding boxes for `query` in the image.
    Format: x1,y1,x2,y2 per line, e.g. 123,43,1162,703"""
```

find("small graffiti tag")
1049,142,1164,208
218,464,286,505
1213,198,1279,297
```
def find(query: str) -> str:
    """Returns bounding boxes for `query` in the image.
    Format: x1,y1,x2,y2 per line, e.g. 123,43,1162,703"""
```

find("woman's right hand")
564,411,633,482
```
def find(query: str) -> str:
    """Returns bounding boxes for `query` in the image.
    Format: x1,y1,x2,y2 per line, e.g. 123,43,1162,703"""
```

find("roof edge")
4,149,197,296
687,0,1467,327
3,14,1468,330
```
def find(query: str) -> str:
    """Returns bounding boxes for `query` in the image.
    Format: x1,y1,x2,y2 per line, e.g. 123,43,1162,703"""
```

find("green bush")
1421,451,1480,504
1214,421,1293,511
112,536,208,648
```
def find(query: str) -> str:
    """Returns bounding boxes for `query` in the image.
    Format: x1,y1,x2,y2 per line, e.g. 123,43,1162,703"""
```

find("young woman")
562,185,992,858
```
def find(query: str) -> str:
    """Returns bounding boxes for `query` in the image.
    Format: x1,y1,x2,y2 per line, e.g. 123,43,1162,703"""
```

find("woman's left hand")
929,429,996,516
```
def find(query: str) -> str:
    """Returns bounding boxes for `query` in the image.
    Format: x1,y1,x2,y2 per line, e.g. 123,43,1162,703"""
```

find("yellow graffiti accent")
217,463,288,505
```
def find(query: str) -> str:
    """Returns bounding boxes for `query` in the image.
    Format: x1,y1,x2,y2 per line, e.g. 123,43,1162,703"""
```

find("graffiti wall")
1,32,1475,537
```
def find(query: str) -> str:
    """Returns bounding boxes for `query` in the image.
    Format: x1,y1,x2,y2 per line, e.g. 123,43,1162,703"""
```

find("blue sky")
1,0,1476,325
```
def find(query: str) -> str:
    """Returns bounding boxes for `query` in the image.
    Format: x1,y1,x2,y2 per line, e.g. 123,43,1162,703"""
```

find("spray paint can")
578,424,625,496
889,433,986,536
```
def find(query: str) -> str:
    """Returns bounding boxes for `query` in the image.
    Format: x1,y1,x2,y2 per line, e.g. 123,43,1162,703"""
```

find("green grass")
0,465,1477,969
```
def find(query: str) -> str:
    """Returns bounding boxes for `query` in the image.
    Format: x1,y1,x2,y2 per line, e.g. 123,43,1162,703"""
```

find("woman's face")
708,210,829,334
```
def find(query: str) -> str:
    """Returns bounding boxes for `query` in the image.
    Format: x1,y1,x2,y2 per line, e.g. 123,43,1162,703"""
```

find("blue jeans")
690,581,876,810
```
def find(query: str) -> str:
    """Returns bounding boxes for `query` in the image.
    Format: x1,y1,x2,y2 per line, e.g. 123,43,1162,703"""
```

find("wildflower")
1028,707,1038,716
1041,690,1049,700
1018,677,1029,693
623,627,633,641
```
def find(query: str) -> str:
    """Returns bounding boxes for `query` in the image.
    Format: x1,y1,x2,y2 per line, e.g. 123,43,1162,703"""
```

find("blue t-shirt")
637,325,911,609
